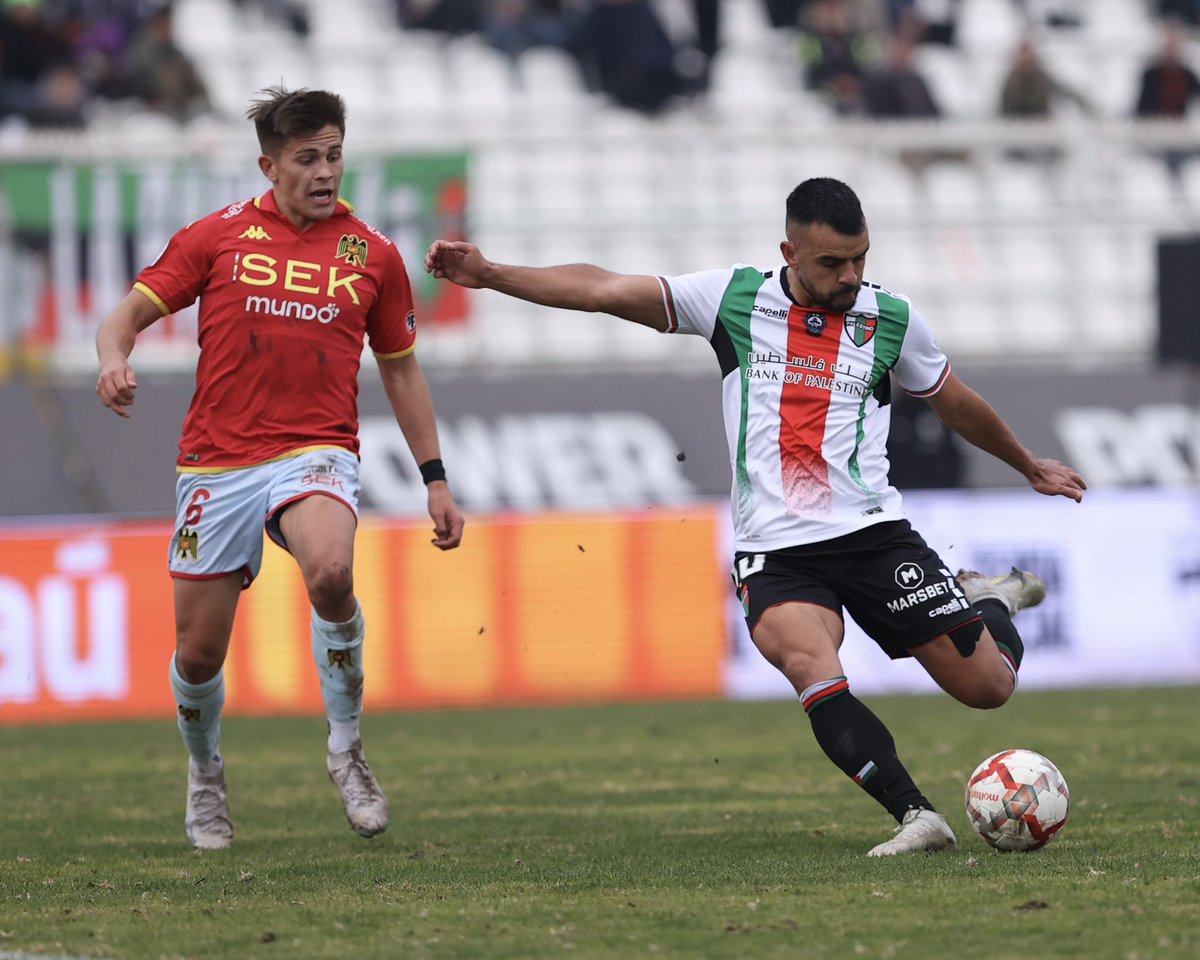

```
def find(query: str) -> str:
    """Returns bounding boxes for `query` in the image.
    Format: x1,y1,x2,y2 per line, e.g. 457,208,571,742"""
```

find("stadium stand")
0,0,1197,373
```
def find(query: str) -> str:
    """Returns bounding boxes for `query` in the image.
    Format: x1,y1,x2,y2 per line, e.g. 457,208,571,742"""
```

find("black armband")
419,458,447,485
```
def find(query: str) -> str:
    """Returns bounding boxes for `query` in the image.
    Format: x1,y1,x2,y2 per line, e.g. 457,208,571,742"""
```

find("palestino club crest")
844,313,877,347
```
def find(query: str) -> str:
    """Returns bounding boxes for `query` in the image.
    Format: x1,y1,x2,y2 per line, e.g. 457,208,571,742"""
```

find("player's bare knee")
173,646,222,684
939,619,1014,708
777,647,828,690
959,671,1015,710
305,560,354,611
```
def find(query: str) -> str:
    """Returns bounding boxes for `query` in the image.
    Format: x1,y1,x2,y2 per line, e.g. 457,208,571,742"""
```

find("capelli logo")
751,303,788,320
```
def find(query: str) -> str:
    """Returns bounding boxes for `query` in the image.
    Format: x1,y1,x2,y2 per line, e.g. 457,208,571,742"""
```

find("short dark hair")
785,178,866,235
246,86,346,156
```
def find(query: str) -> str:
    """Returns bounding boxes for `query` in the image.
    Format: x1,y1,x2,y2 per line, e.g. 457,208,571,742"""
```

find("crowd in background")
0,0,210,129
392,0,1200,125
3,0,1200,140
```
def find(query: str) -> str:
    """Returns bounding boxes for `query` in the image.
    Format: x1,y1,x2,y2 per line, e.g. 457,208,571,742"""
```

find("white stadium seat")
516,47,592,118
854,156,921,220
956,0,1025,62
984,160,1055,221
921,161,986,217
442,37,520,130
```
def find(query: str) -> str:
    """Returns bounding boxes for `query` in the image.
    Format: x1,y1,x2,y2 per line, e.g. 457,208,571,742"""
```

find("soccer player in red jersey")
96,87,464,849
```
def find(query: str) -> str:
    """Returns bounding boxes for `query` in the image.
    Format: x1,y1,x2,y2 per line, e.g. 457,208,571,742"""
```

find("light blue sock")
168,654,224,765
311,600,364,753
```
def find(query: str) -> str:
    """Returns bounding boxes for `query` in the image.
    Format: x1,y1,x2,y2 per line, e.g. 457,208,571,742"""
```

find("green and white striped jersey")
657,264,950,551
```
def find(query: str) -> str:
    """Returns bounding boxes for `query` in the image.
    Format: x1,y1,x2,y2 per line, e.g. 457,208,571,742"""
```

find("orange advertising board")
0,509,727,724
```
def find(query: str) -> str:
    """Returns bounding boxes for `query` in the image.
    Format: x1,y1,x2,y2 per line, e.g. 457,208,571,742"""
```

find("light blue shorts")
169,448,360,589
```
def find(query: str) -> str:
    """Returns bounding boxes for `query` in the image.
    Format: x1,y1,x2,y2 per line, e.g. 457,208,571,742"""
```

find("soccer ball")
964,749,1070,851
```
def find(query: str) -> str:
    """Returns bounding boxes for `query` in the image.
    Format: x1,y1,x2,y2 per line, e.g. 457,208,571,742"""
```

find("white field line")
0,952,102,960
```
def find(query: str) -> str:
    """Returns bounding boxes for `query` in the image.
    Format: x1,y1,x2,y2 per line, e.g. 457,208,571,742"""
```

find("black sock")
803,680,931,823
977,598,1024,672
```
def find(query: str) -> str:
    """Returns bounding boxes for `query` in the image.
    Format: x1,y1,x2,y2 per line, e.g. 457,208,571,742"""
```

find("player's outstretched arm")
925,373,1087,501
425,239,669,331
376,352,464,551
95,288,164,418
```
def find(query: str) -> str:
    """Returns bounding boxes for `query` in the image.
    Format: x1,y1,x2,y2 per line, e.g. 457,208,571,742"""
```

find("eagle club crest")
336,233,368,268
844,313,877,347
175,527,199,561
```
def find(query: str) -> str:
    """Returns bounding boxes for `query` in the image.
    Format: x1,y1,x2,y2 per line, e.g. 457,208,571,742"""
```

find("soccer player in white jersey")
426,177,1086,857
96,87,465,849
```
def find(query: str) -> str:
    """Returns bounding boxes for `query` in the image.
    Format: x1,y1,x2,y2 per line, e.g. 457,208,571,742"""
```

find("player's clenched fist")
97,362,139,417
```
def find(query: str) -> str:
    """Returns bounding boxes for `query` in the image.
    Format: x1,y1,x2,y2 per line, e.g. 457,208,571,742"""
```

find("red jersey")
134,191,417,471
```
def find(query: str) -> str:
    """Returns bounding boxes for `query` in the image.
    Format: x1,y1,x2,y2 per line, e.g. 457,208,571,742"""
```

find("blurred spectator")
481,0,578,60
998,36,1089,162
122,3,209,122
1008,0,1082,28
887,0,959,46
863,32,958,171
1000,37,1088,119
862,32,937,118
690,0,718,88
1136,19,1200,117
0,0,88,127
26,60,87,126
882,0,915,29
1136,18,1200,172
573,0,700,115
798,0,880,116
397,0,482,34
1158,0,1200,27
230,0,310,37
71,12,136,101
761,0,804,29
49,0,141,99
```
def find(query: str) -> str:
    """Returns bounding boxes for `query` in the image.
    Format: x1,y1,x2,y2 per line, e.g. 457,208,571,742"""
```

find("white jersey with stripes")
658,264,950,552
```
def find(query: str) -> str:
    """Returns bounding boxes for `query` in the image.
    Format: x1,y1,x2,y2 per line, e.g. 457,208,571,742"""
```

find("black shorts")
732,520,981,660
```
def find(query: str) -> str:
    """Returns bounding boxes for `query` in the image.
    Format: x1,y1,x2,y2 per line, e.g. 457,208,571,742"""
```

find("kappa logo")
804,312,826,337
844,313,877,347
336,233,368,268
239,225,272,241
894,562,924,589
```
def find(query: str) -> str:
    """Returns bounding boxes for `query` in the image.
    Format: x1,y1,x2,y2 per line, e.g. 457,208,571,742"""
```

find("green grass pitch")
1,687,1197,959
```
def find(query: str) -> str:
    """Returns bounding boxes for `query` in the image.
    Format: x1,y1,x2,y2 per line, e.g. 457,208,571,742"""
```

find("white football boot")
185,756,233,850
955,567,1046,616
328,742,390,838
866,808,957,857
